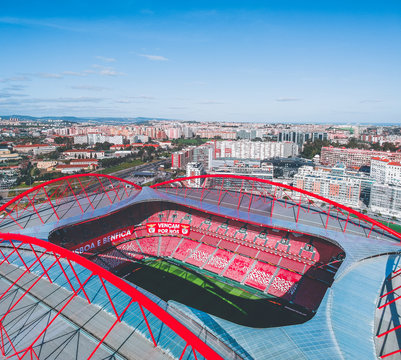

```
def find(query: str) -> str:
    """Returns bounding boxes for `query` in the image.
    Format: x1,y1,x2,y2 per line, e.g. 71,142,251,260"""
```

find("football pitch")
122,258,311,328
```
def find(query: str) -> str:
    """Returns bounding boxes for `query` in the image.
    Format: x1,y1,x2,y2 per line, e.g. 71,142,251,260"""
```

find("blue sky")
1,1,400,123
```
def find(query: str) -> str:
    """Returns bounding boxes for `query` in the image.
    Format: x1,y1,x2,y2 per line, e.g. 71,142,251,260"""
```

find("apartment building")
73,134,124,145
370,183,401,218
13,144,57,155
321,147,401,168
294,164,364,207
171,143,214,170
371,158,401,186
214,140,298,160
210,161,273,181
171,147,195,170
186,162,206,187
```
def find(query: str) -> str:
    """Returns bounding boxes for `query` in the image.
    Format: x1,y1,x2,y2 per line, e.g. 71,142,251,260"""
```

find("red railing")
0,174,141,231
0,233,224,360
151,175,401,242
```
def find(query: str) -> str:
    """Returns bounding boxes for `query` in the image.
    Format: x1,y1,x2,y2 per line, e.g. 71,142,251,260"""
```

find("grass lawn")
123,258,310,327
147,259,262,300
376,220,401,234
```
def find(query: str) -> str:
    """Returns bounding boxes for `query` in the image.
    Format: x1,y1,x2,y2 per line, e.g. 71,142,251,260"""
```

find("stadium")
0,173,400,359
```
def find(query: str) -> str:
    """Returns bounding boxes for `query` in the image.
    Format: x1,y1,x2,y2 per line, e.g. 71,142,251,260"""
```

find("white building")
13,144,56,155
294,164,363,207
186,162,206,187
74,134,124,145
166,127,182,140
211,161,273,181
370,183,401,218
36,161,57,170
73,135,88,145
214,140,298,160
371,157,401,186
62,150,105,159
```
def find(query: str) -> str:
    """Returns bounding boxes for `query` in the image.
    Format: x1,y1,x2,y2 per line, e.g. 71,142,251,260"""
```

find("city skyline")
1,1,400,123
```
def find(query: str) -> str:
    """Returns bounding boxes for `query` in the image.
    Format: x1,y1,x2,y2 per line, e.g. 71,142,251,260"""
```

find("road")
106,159,173,185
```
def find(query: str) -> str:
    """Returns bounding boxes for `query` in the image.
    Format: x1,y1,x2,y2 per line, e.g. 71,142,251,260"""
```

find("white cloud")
168,106,188,110
49,97,104,103
37,73,63,79
95,56,116,63
116,95,156,104
0,96,105,105
0,76,31,83
71,85,109,91
0,91,28,98
62,71,87,77
139,54,169,61
360,99,382,104
130,95,156,100
276,97,302,102
91,64,125,76
100,69,118,76
197,100,224,105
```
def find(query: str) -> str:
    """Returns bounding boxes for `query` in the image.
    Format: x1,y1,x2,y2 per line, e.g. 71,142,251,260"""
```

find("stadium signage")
146,222,190,235
71,227,134,254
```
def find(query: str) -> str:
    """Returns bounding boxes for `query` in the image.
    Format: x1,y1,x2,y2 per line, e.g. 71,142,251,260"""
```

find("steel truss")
0,233,224,360
151,175,401,242
0,174,142,232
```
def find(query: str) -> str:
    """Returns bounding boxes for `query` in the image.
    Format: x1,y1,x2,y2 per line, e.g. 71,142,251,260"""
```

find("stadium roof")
0,173,400,359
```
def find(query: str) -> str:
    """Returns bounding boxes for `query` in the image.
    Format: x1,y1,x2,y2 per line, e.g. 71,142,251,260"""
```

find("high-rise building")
186,162,206,187
192,143,214,170
293,164,371,207
371,158,401,186
171,147,195,170
214,140,298,160
370,183,401,218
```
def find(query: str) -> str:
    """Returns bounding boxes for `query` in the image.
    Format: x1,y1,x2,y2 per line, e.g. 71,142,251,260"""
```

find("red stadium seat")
257,251,281,266
116,240,144,260
159,237,181,257
244,261,277,291
279,256,307,274
185,243,217,267
172,239,199,261
203,249,234,274
267,268,302,300
137,237,159,257
222,255,255,282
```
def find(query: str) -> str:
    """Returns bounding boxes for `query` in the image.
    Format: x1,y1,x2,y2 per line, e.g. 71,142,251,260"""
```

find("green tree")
301,139,331,159
346,137,368,149
54,137,65,144
94,142,111,151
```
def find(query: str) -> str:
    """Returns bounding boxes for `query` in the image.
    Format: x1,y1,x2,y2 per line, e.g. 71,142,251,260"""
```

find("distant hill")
0,115,175,124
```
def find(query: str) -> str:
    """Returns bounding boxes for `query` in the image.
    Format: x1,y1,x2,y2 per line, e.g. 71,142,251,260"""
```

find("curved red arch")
151,174,401,242
0,232,224,360
0,174,142,230
0,173,141,212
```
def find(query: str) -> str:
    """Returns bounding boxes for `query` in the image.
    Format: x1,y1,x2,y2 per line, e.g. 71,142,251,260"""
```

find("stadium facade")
0,173,400,359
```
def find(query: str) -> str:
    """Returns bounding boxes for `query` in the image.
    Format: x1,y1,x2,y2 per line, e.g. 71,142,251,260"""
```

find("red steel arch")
0,233,224,360
151,174,401,242
0,174,142,230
